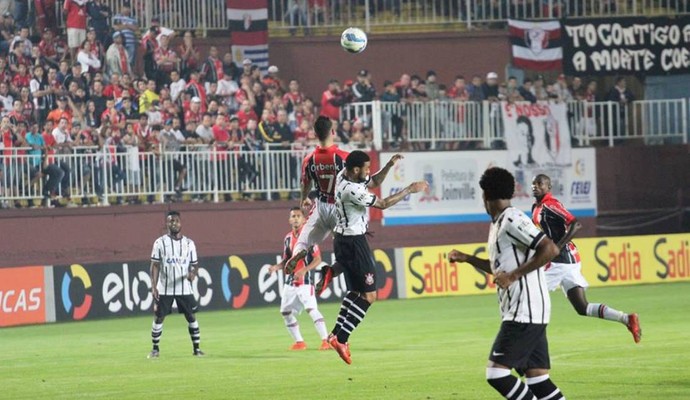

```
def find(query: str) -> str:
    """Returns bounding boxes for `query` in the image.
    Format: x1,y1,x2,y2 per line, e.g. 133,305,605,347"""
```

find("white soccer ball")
340,27,368,54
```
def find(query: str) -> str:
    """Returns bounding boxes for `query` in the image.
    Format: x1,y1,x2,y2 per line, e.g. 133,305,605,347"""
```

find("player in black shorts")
328,151,427,364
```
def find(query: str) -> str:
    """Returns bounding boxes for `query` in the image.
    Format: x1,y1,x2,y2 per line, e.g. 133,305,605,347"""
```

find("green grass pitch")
2,283,690,399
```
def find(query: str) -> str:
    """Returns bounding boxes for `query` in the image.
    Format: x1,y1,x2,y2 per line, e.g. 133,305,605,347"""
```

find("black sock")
336,295,371,343
151,321,163,351
332,261,344,275
526,375,564,399
188,321,200,350
487,375,536,400
331,292,359,335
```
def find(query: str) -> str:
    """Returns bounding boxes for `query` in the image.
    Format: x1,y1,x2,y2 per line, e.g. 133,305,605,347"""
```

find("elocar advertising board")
397,233,690,299
0,266,50,327
380,149,597,226
51,249,398,322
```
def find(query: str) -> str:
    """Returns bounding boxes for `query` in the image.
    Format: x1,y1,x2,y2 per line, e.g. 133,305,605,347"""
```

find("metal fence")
48,0,690,37
341,99,689,149
0,145,307,205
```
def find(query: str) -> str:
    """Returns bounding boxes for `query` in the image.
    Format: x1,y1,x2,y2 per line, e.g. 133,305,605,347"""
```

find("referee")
148,211,205,358
449,167,565,399
327,151,427,364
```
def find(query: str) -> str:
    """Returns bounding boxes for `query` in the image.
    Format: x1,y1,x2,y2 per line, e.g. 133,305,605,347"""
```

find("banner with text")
380,148,596,226
395,233,690,299
0,266,52,327
562,16,690,76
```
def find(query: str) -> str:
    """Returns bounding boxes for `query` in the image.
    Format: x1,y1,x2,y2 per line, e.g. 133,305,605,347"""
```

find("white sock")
586,303,628,324
308,308,328,340
283,312,304,342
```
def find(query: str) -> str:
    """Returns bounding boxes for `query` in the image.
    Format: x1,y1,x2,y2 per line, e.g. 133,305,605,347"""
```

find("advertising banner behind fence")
562,16,690,76
380,148,596,226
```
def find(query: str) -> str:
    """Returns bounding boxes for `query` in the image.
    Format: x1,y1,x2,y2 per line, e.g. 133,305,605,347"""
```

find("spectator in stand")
606,76,634,138
395,73,412,100
185,70,207,112
169,70,186,103
282,79,304,119
408,75,426,99
11,63,30,91
103,73,123,99
448,75,469,100
553,74,573,102
154,33,178,89
236,99,258,130
352,69,376,102
482,72,500,101
38,29,62,69
263,65,283,91
87,0,111,48
518,78,537,103
184,96,203,127
141,26,160,81
51,116,73,200
505,76,521,102
194,112,214,144
83,99,99,128
139,79,159,114
426,70,440,100
320,79,346,121
31,65,52,123
25,123,63,206
105,32,131,80
160,118,188,195
18,87,34,124
569,76,585,100
8,40,28,73
10,25,31,58
77,40,102,76
467,75,485,101
64,0,88,62
63,63,88,91
46,96,73,127
222,52,239,82
112,3,139,68
200,46,223,86
270,109,293,149
147,100,163,126
532,75,549,101
177,31,200,79
216,70,238,111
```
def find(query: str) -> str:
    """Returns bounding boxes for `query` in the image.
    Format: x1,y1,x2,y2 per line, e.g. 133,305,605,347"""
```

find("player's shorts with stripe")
334,233,377,293
155,295,198,318
294,201,338,253
280,284,318,314
544,261,589,294
489,321,550,376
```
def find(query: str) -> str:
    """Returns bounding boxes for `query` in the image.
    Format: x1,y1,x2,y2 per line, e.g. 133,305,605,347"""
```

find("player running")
268,207,331,351
531,174,641,343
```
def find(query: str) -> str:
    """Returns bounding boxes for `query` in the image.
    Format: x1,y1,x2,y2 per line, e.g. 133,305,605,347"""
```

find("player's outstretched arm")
494,237,559,289
372,180,427,209
557,219,582,250
269,259,287,274
367,154,403,189
449,250,492,275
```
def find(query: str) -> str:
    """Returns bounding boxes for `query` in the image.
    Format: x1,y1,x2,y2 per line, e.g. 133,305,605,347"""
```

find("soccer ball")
340,27,368,54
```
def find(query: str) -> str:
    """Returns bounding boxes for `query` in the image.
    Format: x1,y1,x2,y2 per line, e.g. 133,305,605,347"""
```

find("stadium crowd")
0,0,636,208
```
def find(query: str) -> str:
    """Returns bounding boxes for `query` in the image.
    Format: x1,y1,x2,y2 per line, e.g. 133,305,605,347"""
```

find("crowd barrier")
341,99,689,149
2,233,687,327
0,146,307,204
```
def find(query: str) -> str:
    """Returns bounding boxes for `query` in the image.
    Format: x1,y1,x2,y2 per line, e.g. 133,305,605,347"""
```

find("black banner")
562,16,690,76
52,249,398,322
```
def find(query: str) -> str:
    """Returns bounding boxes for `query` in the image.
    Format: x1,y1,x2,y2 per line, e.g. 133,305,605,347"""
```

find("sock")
331,292,359,335
188,321,200,350
308,308,328,340
283,311,304,342
526,374,565,399
336,295,371,344
586,303,628,324
486,368,536,400
151,322,163,351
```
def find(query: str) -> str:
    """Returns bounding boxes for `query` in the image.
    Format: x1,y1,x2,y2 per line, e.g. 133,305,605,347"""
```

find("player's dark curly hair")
314,116,332,141
479,167,515,201
346,150,370,171
166,210,181,218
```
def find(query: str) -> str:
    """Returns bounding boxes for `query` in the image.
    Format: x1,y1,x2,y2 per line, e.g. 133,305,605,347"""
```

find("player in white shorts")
532,174,641,343
269,207,330,351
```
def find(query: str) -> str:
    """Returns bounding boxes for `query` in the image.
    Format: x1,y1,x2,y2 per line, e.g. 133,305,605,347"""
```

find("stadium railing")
340,99,689,149
0,144,308,205
49,0,690,37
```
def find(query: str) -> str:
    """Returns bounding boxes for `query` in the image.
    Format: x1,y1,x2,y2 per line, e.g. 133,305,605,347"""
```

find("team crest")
419,165,439,202
364,273,374,286
243,13,252,31
525,28,549,55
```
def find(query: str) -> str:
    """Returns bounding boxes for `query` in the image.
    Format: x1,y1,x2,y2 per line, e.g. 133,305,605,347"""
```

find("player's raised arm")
448,249,492,275
372,180,427,209
367,153,403,188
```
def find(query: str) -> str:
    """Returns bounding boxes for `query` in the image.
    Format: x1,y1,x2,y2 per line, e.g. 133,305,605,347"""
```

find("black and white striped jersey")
334,169,376,236
150,235,199,296
488,207,550,324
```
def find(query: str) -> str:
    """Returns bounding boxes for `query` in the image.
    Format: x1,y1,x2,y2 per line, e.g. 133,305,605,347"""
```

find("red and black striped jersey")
301,145,349,203
532,192,580,264
283,228,321,286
